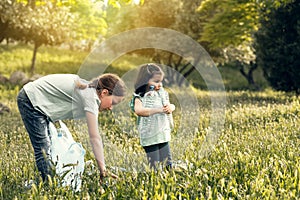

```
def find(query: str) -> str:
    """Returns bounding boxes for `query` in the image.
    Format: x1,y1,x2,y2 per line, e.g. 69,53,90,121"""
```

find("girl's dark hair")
134,63,164,97
76,73,126,97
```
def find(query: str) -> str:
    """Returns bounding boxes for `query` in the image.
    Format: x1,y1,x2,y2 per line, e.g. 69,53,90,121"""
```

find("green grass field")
0,44,299,199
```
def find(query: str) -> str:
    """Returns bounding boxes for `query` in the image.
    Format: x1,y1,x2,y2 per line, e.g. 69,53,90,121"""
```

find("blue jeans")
143,142,172,170
17,89,53,181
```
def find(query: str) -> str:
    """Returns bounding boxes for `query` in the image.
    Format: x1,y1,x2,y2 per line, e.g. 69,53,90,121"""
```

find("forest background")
0,0,299,199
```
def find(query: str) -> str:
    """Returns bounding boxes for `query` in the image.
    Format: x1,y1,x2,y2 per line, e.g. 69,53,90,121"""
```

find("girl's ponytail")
75,78,99,90
75,74,126,97
75,79,89,89
88,79,99,89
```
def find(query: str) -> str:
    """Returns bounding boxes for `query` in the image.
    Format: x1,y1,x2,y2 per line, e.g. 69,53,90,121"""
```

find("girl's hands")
162,104,175,114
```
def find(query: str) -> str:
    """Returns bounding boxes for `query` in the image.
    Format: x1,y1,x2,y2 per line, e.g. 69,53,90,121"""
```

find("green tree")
0,0,74,74
105,0,177,37
0,0,139,74
198,0,261,88
68,0,107,51
197,0,295,89
199,0,295,49
0,0,25,43
133,0,196,86
105,0,207,87
254,0,300,93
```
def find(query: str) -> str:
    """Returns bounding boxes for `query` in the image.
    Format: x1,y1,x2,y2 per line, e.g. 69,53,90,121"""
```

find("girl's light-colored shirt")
131,88,172,147
23,74,100,122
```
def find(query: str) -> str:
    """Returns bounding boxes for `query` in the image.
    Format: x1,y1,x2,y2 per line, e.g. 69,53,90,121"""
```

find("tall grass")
0,44,299,199
0,83,299,199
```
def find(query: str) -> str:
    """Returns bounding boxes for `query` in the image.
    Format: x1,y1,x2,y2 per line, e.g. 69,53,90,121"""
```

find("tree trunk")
0,21,9,43
238,61,260,90
153,51,197,87
30,43,40,75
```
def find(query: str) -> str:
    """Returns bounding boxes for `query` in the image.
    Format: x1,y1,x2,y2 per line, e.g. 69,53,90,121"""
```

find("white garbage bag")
49,120,85,192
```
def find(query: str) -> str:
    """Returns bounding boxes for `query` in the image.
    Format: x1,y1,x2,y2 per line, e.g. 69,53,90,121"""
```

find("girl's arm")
134,98,164,116
85,112,106,175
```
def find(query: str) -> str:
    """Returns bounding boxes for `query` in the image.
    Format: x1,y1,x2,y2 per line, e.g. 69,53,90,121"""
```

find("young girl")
130,63,175,169
17,73,126,182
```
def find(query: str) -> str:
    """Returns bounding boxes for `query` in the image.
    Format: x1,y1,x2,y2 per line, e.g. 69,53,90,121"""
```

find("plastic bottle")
158,88,174,128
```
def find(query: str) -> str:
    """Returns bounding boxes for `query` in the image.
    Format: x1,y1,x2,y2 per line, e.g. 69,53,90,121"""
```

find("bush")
254,1,300,93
